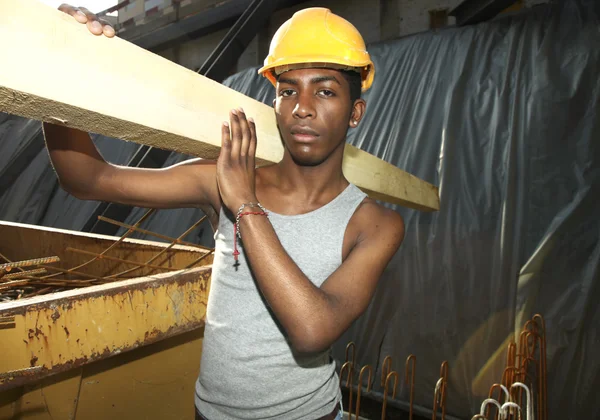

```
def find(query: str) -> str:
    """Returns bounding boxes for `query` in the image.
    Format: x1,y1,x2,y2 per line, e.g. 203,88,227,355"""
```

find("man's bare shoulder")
352,197,405,248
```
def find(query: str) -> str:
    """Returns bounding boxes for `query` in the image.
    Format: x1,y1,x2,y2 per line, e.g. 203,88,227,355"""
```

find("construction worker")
47,5,404,420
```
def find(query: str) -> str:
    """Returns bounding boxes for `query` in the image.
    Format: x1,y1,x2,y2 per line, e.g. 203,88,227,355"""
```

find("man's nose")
293,93,315,119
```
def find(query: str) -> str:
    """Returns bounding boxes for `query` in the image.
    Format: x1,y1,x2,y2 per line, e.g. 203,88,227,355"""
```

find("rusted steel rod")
486,384,509,420
0,366,44,380
432,361,449,420
42,208,156,279
1,268,47,281
405,354,416,420
381,355,393,388
40,265,113,282
343,341,357,419
340,361,354,419
183,251,215,269
382,371,399,420
111,215,212,277
0,280,30,290
65,247,179,271
0,256,59,272
345,342,356,368
97,215,213,251
26,287,53,297
532,314,548,420
355,365,372,419
440,361,448,420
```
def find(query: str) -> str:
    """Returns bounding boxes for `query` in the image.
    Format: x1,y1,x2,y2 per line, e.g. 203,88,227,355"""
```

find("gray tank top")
195,183,367,419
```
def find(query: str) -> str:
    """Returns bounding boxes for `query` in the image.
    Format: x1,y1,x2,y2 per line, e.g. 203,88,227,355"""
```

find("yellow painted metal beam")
0,267,210,391
0,0,440,211
0,329,204,419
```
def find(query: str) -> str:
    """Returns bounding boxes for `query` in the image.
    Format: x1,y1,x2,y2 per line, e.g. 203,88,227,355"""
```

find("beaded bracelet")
233,202,268,261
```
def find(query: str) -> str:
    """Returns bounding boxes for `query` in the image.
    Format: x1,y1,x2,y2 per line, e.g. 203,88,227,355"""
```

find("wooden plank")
0,0,440,211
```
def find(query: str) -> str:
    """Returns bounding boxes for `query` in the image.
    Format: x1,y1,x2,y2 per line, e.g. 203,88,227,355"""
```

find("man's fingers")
229,109,242,160
58,4,87,23
76,7,104,36
99,18,116,37
237,108,251,159
219,121,231,162
247,117,257,168
57,4,116,37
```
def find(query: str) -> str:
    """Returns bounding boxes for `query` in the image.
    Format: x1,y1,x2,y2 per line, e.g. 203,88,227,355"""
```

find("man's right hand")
57,3,116,37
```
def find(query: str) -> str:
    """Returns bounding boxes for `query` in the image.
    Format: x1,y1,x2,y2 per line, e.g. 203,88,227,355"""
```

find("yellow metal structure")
0,222,212,419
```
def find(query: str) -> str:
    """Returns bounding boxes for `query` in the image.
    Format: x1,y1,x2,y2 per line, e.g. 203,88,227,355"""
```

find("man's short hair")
340,70,362,104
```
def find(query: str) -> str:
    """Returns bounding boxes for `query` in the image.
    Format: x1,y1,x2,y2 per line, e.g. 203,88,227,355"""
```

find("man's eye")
280,89,295,97
318,90,335,97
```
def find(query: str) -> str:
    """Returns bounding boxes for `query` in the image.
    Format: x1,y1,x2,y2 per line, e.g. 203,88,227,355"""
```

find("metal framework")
449,0,519,26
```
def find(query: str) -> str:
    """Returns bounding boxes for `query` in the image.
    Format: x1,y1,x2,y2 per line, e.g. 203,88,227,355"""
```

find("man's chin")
289,153,325,167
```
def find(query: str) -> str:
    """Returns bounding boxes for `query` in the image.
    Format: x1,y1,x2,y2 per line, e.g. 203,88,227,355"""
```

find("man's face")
274,68,364,167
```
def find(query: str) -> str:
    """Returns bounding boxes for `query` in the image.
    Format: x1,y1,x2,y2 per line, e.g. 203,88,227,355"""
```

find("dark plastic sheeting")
0,0,598,418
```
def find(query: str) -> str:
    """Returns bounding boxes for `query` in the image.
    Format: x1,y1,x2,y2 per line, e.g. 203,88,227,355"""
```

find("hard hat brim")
258,60,375,92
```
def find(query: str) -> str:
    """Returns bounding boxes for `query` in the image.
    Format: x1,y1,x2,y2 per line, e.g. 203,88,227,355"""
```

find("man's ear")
273,98,276,107
348,99,366,128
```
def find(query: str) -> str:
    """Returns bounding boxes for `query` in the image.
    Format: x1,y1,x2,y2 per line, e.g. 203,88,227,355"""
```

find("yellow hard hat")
258,8,375,92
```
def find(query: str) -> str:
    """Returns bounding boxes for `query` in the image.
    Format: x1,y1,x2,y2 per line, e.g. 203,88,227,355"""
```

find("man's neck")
258,149,349,214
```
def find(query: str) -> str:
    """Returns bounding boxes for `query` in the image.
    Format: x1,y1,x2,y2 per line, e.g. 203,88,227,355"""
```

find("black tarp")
1,0,598,418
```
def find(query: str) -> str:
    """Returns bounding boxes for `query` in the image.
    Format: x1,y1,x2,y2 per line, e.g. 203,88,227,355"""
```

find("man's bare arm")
239,203,405,353
44,123,220,211
41,5,221,213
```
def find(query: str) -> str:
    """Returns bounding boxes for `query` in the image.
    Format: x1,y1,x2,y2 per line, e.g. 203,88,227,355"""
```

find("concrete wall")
142,0,544,76
117,0,144,23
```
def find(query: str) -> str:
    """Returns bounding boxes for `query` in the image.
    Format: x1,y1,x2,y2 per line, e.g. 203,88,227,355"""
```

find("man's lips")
290,125,319,142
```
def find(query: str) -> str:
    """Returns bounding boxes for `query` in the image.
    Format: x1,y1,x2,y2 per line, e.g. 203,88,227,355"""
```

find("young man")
48,6,404,420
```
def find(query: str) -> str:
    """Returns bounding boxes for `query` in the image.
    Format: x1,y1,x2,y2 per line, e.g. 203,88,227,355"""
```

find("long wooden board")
0,0,439,211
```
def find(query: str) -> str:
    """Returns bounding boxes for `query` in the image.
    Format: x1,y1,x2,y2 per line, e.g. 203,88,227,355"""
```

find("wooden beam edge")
0,0,440,211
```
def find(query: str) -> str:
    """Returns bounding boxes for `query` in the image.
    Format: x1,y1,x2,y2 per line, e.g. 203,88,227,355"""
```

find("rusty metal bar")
382,371,399,420
432,361,449,420
41,209,156,279
340,361,354,388
0,256,59,272
381,355,392,388
40,264,116,282
486,384,509,420
183,251,214,269
440,361,448,420
343,341,357,420
0,366,43,380
0,252,24,271
0,280,30,291
25,280,94,288
1,268,47,281
405,355,416,420
26,287,53,297
507,341,516,368
1,275,97,289
532,314,548,420
65,247,179,272
339,361,354,419
0,252,24,282
97,215,213,251
355,365,372,419
345,341,356,367
109,215,211,278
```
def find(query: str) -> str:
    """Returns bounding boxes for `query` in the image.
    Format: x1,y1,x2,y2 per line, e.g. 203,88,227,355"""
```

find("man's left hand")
216,108,258,213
